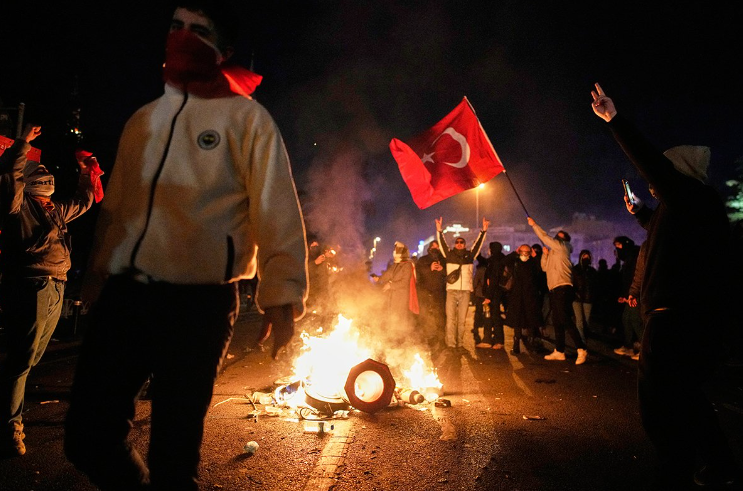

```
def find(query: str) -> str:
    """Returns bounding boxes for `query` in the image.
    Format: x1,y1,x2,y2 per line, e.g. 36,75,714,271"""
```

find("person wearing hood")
571,249,596,344
611,236,642,359
436,216,489,351
380,242,419,341
482,241,507,349
592,83,737,488
528,218,588,365
416,241,447,350
0,124,96,457
64,3,308,490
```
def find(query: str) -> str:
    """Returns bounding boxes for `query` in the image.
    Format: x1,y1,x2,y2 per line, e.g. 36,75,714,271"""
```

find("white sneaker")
613,346,633,357
631,353,640,360
575,348,588,365
544,349,566,361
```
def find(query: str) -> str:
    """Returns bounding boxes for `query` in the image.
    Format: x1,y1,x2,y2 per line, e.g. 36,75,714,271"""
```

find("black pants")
548,285,586,352
638,310,735,483
65,275,238,491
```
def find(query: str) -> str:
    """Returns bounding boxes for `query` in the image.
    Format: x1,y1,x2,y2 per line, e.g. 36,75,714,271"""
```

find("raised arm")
436,216,450,257
527,216,560,249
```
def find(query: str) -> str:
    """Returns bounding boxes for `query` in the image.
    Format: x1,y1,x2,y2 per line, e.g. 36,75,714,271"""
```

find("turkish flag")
390,97,505,209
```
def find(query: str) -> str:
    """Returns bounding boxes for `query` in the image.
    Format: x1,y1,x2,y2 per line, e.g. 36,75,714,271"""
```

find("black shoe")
694,464,738,488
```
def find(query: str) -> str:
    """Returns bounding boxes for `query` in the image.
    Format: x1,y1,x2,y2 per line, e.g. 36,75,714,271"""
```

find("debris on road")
522,415,546,420
243,441,259,455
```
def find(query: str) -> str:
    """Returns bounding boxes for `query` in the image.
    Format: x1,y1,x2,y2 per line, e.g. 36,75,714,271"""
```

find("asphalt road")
1,307,741,491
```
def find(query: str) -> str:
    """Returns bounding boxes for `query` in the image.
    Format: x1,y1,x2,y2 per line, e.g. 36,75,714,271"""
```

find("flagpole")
502,170,530,218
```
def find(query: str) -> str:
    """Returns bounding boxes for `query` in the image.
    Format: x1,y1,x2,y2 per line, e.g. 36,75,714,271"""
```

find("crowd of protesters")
0,1,740,486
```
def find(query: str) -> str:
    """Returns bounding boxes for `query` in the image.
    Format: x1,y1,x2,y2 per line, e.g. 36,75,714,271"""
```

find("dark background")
2,0,741,273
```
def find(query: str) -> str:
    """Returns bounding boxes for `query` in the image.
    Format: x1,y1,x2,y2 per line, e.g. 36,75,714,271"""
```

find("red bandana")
163,30,262,98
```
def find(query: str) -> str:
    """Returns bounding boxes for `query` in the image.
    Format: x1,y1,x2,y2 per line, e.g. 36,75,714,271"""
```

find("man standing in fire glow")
436,216,489,351
64,2,308,490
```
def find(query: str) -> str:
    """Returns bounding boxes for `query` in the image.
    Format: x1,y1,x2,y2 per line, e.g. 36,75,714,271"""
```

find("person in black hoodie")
483,241,507,349
611,236,642,358
592,83,738,488
571,249,597,343
416,241,447,351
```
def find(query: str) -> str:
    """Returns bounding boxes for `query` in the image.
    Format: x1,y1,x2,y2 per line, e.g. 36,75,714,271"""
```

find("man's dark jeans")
548,285,586,352
65,275,238,491
0,277,65,424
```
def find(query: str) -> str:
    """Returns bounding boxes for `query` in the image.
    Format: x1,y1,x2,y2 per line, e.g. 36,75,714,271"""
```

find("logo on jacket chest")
197,130,221,150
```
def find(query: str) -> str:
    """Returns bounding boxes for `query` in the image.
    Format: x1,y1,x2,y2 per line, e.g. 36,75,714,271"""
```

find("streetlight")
475,183,485,226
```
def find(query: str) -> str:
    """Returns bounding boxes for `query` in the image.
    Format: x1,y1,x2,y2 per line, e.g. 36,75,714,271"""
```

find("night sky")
2,1,741,272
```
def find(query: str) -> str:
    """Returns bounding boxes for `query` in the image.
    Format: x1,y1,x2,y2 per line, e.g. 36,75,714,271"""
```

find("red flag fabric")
390,97,505,209
0,135,42,163
75,149,105,203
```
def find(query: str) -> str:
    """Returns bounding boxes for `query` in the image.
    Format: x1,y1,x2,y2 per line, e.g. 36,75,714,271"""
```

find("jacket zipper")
129,92,189,270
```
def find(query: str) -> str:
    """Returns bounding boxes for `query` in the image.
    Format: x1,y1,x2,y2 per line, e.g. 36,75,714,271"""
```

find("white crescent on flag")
428,127,470,168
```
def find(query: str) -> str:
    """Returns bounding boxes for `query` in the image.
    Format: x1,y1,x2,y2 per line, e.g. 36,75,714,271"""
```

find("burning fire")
292,314,371,397
284,314,442,409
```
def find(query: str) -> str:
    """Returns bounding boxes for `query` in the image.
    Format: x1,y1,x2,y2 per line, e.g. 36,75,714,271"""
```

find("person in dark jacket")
571,249,597,343
611,236,642,358
483,241,507,349
503,244,544,354
472,254,492,348
415,241,446,350
592,83,738,488
0,125,95,456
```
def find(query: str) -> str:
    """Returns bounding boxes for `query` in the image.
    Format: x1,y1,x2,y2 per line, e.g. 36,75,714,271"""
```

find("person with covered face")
571,249,597,343
436,216,489,351
482,241,507,349
528,218,589,365
415,241,447,350
379,242,419,339
64,2,308,489
503,244,544,354
592,83,737,488
0,124,96,457
611,236,642,359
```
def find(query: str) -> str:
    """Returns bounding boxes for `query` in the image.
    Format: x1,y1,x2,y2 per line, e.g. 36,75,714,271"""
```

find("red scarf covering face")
163,30,262,98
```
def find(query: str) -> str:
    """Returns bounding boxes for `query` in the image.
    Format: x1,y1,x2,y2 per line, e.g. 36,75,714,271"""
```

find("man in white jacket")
64,3,307,490
436,216,489,351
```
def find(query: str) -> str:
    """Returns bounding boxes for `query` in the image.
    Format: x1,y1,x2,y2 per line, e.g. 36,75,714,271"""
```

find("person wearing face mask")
528,217,588,364
592,83,737,488
435,216,489,352
0,124,96,457
379,242,419,341
502,244,544,354
64,3,308,489
571,249,596,344
611,236,642,359
416,241,447,351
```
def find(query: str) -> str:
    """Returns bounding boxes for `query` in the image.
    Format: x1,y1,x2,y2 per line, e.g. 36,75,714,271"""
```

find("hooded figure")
379,242,419,340
593,86,735,486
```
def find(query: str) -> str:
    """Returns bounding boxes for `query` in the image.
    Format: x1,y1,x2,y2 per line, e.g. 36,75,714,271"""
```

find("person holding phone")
592,83,737,488
415,241,447,351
